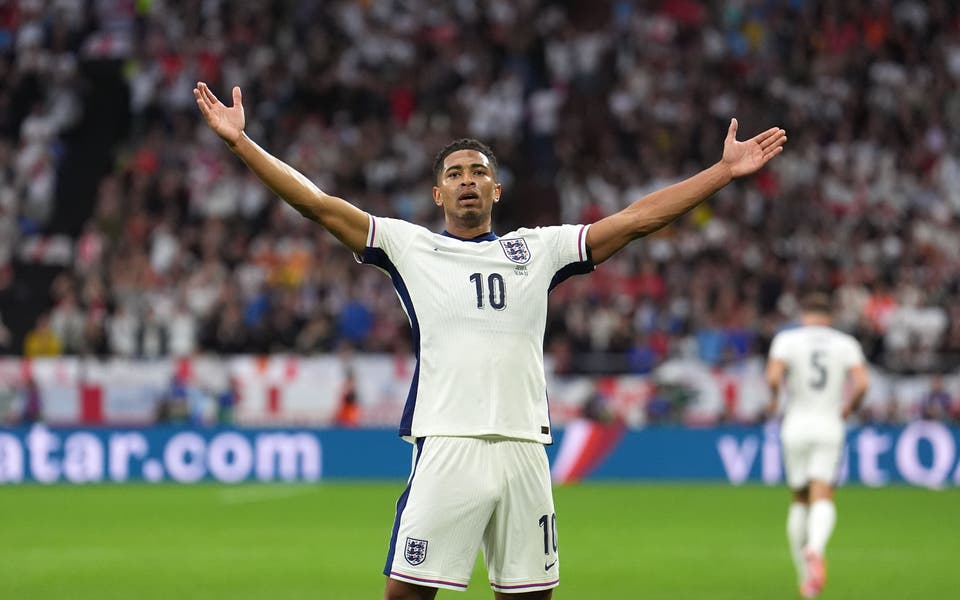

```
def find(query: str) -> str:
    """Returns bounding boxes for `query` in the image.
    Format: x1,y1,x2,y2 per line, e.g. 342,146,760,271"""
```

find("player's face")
433,149,501,228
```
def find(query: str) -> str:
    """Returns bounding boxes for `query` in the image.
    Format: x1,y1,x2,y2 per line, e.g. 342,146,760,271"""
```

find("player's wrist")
227,131,248,152
710,160,735,185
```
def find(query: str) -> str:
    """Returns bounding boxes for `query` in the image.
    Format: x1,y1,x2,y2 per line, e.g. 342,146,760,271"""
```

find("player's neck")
802,314,832,327
443,219,494,240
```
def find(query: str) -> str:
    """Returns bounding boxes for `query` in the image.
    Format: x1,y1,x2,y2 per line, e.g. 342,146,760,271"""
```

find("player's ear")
432,186,442,206
493,183,502,203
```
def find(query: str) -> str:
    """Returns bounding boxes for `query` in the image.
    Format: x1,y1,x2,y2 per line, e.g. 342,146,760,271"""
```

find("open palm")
194,82,245,146
722,118,787,178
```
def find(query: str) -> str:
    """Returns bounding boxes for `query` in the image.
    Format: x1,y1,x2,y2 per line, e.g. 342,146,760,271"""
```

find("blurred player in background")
194,81,785,599
766,293,869,598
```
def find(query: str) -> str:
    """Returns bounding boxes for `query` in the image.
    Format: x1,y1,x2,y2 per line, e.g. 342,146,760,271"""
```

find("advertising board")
1,423,957,487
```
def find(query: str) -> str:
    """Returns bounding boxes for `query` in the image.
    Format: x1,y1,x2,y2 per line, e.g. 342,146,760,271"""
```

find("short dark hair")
801,292,833,315
432,138,498,182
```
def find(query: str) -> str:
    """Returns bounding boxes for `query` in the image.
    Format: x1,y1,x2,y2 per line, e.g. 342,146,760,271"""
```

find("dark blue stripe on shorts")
383,437,426,575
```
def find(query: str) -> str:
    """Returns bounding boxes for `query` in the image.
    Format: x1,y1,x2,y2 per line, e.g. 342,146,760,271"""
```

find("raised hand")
194,82,245,147
721,118,787,178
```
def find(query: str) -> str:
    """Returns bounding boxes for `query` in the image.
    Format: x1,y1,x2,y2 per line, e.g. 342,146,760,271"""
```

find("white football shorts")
384,436,560,593
780,416,845,489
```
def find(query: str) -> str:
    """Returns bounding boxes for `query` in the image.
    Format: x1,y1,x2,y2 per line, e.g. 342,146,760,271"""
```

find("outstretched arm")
193,82,369,253
586,118,786,264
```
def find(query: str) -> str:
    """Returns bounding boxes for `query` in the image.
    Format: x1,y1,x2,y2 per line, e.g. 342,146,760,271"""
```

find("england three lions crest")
404,537,428,566
500,238,531,264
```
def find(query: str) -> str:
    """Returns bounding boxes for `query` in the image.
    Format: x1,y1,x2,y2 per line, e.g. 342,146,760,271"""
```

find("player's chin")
456,207,487,224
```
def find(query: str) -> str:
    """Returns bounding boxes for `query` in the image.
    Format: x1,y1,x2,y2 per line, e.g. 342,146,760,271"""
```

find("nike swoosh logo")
544,560,557,571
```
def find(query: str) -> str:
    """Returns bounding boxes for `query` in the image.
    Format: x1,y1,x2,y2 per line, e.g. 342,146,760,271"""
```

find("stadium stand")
1,1,959,423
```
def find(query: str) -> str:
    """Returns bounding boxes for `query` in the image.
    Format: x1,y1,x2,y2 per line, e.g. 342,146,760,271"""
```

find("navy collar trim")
441,230,499,242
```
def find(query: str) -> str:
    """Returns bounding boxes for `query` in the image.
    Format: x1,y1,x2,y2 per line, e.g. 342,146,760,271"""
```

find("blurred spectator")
21,377,42,424
0,0,957,385
920,375,953,421
79,313,108,357
296,314,336,353
581,384,618,425
107,304,139,358
205,301,248,355
338,296,374,350
217,376,238,425
0,311,11,354
156,376,190,425
334,367,360,427
138,307,167,359
626,334,658,375
167,300,198,358
23,313,62,357
0,266,17,355
49,291,85,354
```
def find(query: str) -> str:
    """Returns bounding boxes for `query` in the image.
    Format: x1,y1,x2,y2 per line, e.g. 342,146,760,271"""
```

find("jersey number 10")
469,273,506,310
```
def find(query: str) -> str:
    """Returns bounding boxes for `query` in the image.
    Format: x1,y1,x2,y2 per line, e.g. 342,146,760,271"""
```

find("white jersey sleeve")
357,217,593,444
542,224,593,290
357,215,422,263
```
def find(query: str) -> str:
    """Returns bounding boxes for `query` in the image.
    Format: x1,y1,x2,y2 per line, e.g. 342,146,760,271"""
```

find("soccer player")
766,293,869,599
194,82,786,599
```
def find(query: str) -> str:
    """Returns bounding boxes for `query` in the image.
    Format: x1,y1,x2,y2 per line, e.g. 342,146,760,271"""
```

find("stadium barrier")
0,423,957,487
0,356,954,426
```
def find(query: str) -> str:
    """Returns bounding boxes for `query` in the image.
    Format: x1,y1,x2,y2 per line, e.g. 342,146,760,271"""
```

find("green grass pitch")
1,483,957,599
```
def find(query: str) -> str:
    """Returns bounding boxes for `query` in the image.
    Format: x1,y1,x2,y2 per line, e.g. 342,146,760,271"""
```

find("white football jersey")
358,216,593,444
768,325,865,422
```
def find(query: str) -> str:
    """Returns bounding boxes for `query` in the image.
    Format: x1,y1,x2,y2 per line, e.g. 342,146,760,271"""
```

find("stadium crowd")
2,0,960,391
